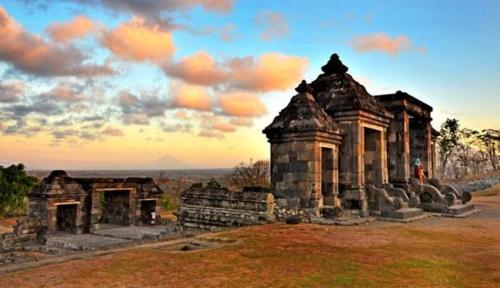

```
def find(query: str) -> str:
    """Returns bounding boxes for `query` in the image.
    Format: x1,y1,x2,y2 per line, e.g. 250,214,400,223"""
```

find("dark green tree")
0,164,37,217
437,118,460,178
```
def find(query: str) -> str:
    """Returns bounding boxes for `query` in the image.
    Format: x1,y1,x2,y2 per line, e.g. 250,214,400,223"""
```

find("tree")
477,129,500,171
0,164,37,218
455,128,479,177
226,159,270,190
437,118,460,178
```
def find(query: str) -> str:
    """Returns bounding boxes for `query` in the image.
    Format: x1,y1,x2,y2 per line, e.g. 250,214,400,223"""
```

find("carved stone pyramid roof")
263,80,339,136
310,54,392,118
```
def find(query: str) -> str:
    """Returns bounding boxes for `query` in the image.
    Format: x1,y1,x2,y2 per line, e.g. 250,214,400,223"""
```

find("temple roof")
375,90,433,112
29,170,162,197
310,54,392,118
263,80,339,135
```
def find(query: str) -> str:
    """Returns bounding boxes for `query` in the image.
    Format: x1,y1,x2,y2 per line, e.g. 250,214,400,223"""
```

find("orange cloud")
164,52,308,92
0,6,113,76
229,53,308,92
103,17,174,62
350,33,424,55
171,83,212,111
165,51,227,86
200,114,237,134
174,110,190,120
230,117,253,127
254,11,289,41
47,15,94,42
101,126,125,137
219,92,267,117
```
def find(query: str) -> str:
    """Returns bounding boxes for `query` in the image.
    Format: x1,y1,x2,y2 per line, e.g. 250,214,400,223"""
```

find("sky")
0,0,499,170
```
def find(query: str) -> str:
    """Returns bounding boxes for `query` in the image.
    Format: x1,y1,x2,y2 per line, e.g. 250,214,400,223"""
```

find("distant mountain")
145,154,194,170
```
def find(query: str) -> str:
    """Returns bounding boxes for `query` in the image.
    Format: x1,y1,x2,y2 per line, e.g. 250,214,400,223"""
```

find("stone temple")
263,54,473,220
16,170,163,242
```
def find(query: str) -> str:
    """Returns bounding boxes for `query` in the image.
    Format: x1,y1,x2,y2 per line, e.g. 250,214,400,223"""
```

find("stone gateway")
263,54,474,220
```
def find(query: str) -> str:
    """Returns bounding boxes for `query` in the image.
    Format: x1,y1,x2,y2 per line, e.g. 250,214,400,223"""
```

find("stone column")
387,111,410,184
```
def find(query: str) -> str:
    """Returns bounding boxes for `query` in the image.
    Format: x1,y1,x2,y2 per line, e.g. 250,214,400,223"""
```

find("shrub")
0,164,37,218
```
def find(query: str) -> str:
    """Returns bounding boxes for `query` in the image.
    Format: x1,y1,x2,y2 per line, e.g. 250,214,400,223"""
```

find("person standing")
150,211,156,225
414,158,425,184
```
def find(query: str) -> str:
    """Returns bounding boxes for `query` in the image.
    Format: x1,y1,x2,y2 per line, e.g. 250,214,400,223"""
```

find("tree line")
437,118,499,179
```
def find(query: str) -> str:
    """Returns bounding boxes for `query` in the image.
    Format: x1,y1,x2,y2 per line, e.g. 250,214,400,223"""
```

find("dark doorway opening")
140,200,156,224
409,118,427,174
56,204,77,233
321,147,335,205
101,190,130,225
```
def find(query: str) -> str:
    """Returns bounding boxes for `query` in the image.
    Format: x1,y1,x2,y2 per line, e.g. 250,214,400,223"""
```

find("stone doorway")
364,127,382,185
101,190,131,226
410,118,428,176
140,200,156,225
321,147,335,205
56,204,78,233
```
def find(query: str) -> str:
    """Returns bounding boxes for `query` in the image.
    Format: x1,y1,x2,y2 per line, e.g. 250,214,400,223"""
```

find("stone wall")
177,181,275,230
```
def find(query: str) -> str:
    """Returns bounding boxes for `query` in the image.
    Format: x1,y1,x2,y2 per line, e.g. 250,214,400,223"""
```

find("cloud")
118,90,169,117
164,51,227,86
161,122,192,133
102,17,174,62
230,117,253,127
198,130,224,139
3,121,43,136
122,113,149,125
101,126,124,136
219,92,267,117
39,82,86,102
349,32,425,55
52,128,78,139
171,83,212,111
254,11,289,41
47,15,94,42
164,52,308,92
174,110,190,120
0,6,114,77
0,81,24,103
85,0,233,20
5,101,63,117
228,53,308,92
219,23,237,42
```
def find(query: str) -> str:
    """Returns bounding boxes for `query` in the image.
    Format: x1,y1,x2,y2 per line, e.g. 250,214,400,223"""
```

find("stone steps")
447,203,475,215
441,204,481,218
380,208,424,219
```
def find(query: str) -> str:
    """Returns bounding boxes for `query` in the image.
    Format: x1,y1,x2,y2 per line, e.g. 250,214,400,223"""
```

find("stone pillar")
425,121,433,178
387,111,410,184
270,140,320,207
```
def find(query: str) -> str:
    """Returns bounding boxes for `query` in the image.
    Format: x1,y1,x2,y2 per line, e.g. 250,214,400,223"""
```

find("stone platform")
93,225,171,240
46,225,176,251
381,208,424,219
376,208,432,223
441,204,481,218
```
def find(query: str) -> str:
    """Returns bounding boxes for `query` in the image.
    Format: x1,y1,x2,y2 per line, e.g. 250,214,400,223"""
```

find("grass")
1,192,499,287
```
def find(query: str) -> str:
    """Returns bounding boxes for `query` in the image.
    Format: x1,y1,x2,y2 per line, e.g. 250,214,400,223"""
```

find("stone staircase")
443,203,480,218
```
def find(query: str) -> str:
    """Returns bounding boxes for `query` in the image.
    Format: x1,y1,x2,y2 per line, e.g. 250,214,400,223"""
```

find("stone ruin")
12,170,163,243
261,53,475,222
177,180,275,230
175,54,476,230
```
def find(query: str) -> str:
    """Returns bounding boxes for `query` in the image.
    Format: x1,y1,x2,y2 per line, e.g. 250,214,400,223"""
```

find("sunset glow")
0,1,499,169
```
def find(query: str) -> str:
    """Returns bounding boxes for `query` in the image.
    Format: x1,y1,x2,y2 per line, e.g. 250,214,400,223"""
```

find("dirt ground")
1,187,499,288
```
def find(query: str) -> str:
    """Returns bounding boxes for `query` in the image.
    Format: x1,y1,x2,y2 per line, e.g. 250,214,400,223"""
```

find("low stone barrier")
176,181,275,230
